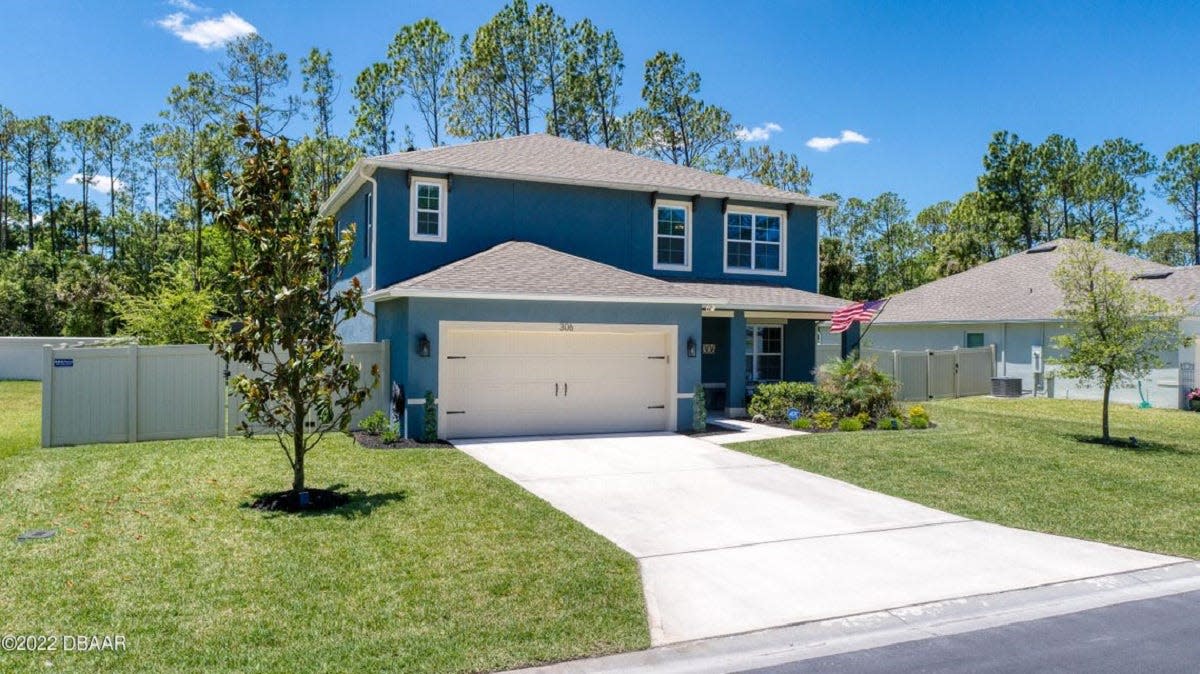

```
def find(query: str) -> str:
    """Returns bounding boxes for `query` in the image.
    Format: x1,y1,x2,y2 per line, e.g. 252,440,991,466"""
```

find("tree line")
819,131,1200,301
2,0,1198,339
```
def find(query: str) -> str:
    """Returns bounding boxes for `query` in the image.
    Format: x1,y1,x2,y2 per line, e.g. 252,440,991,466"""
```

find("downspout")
360,165,378,292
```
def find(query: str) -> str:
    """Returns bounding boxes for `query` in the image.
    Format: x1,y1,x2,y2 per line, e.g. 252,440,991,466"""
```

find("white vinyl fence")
42,341,389,448
1,336,115,380
818,344,997,402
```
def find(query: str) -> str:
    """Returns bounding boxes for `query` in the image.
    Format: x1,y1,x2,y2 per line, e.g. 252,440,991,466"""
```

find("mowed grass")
0,380,40,459
737,396,1200,559
0,384,648,673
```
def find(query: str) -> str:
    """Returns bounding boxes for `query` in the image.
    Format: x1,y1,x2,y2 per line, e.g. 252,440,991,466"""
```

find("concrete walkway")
703,417,807,444
453,433,1182,645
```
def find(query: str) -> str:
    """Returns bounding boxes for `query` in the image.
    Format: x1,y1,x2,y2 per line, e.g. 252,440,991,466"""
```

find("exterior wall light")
417,334,431,358
687,337,697,358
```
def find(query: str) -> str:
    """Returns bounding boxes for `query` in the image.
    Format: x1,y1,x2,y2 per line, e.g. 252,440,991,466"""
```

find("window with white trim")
725,210,784,273
653,200,691,270
745,324,783,383
410,178,447,242
363,192,373,258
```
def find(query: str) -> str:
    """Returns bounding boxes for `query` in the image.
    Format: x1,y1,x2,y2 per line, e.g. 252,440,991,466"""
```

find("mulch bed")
352,431,450,449
249,488,349,513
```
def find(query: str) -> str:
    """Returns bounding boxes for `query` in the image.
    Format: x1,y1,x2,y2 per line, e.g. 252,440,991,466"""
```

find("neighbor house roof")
875,239,1181,324
671,281,850,313
1132,265,1200,313
322,134,832,216
365,241,724,305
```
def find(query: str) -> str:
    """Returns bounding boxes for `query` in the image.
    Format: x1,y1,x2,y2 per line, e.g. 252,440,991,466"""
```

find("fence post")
989,343,997,377
128,345,139,443
216,353,227,438
926,351,933,400
42,346,53,448
953,347,961,399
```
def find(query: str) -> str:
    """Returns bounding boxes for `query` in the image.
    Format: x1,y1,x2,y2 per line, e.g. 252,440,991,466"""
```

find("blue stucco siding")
336,168,822,292
378,297,703,437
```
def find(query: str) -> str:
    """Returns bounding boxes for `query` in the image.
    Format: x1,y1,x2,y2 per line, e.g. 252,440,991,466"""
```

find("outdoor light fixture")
687,337,697,358
417,334,431,358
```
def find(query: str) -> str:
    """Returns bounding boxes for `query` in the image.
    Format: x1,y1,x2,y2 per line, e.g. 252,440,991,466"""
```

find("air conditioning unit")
991,377,1022,397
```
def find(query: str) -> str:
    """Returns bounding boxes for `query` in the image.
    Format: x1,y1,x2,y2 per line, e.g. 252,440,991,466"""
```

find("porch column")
727,311,747,416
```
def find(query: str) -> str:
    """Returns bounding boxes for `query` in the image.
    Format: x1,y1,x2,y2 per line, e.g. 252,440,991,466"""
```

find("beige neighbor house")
822,240,1200,409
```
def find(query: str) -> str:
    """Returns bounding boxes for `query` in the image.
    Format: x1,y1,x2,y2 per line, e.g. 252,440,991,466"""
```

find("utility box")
1031,345,1044,374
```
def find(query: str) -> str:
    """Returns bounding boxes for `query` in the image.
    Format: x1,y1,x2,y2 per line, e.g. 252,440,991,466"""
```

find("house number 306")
559,322,575,332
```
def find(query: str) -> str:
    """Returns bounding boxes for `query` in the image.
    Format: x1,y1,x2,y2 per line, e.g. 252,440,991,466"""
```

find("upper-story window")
363,191,373,258
410,177,448,242
653,199,691,271
724,208,785,275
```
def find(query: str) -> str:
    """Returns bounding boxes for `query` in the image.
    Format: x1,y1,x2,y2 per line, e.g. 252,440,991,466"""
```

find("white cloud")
736,122,783,142
167,0,205,11
806,129,870,152
67,174,126,194
157,11,256,50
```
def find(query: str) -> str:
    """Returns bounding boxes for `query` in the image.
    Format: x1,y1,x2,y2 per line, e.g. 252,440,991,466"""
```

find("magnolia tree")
1052,242,1188,441
204,118,378,493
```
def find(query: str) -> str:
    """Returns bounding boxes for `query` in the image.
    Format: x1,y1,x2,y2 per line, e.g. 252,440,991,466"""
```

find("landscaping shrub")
881,416,902,430
812,411,836,431
422,391,438,442
359,410,389,435
693,385,708,432
748,381,825,422
855,411,871,428
380,423,401,444
817,357,898,420
909,404,931,428
838,417,864,432
790,417,812,430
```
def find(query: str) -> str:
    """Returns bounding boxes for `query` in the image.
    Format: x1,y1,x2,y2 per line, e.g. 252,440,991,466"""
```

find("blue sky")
2,0,1198,219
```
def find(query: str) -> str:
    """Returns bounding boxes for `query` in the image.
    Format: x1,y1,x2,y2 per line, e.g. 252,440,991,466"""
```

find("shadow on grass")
1068,434,1194,455
242,483,408,519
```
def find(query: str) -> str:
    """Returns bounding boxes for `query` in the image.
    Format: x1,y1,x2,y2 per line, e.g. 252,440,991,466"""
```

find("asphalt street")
743,590,1200,674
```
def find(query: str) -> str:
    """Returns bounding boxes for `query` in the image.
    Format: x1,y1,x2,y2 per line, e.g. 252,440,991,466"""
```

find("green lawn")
0,383,648,673
0,380,40,460
738,396,1200,559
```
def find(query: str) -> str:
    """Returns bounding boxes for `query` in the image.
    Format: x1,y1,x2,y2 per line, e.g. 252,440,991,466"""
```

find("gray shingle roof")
1133,266,1200,313
366,241,720,303
367,134,830,207
671,281,849,312
876,240,1180,324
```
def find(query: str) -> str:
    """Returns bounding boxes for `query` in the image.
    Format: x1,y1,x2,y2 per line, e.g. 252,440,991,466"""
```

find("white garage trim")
437,321,678,439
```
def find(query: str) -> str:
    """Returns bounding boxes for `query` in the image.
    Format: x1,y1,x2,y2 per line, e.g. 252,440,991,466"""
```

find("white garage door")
439,323,675,439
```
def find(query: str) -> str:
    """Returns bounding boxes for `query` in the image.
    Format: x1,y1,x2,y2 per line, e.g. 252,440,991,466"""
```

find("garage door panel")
440,326,673,439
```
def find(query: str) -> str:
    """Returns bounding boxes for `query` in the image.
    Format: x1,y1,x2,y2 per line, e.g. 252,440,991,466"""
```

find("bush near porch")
748,357,925,430
0,382,648,673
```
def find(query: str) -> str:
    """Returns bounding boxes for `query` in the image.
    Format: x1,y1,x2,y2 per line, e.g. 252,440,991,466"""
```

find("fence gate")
927,350,958,399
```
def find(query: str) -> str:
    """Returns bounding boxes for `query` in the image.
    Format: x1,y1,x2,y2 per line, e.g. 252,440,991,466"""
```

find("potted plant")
1188,388,1200,412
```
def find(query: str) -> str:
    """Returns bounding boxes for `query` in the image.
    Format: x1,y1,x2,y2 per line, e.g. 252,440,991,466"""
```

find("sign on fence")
42,342,390,448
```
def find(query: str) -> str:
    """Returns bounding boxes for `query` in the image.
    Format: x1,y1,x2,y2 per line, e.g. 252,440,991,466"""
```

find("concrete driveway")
453,433,1182,645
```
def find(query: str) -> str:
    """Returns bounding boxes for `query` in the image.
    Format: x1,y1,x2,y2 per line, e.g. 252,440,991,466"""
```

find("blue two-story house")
320,134,846,439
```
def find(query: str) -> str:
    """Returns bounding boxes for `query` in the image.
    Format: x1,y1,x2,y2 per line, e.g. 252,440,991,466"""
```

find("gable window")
653,200,691,271
363,192,373,258
725,209,785,274
745,325,783,383
410,177,448,242
965,332,985,348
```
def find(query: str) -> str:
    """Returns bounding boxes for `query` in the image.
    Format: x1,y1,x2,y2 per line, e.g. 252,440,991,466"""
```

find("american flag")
830,299,886,334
